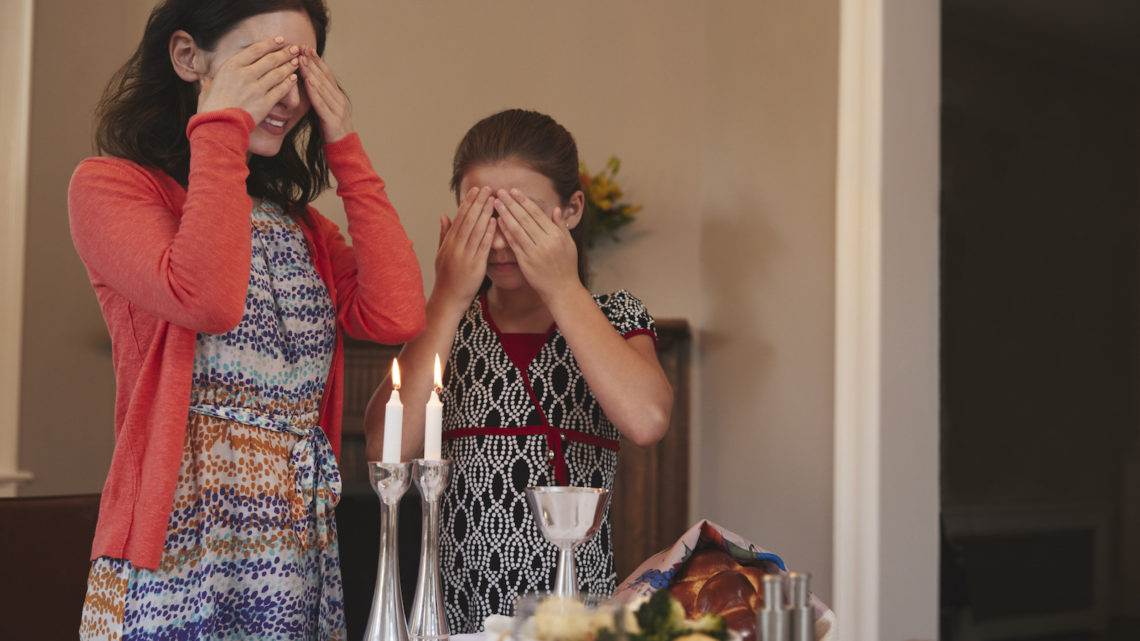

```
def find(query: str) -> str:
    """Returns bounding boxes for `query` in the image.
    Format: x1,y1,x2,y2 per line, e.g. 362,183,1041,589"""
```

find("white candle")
381,358,403,463
424,354,443,460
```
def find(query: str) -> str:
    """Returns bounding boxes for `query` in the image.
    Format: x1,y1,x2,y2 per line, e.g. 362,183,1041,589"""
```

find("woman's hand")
494,188,581,301
298,47,354,143
198,36,300,125
434,186,497,307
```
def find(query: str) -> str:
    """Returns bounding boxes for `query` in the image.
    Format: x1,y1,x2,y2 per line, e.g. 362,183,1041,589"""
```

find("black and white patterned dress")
438,289,656,633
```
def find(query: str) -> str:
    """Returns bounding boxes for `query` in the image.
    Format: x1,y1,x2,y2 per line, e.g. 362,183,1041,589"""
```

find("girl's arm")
494,189,673,447
364,187,497,461
546,288,673,448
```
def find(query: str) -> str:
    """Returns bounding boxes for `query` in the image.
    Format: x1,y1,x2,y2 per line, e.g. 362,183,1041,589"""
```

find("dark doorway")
941,2,1140,640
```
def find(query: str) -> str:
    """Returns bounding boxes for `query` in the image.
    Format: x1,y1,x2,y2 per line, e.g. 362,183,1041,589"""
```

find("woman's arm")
70,37,314,333
300,48,426,344
364,186,497,461
68,110,256,334
316,137,426,344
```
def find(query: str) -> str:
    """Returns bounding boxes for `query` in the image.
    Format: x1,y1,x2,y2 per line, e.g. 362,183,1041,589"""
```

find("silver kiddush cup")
408,458,451,641
364,461,412,641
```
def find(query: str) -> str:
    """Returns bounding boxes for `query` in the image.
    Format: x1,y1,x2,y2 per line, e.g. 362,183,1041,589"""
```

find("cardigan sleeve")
311,133,426,344
68,108,256,334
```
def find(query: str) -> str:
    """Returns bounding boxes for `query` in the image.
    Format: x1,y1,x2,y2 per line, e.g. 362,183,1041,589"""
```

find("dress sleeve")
311,133,426,344
598,290,657,343
67,108,256,334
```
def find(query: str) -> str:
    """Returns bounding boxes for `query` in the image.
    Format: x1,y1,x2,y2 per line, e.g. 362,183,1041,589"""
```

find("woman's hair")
94,0,331,211
450,109,590,286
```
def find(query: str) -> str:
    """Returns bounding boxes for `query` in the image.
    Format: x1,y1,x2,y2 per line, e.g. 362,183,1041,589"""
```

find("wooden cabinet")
336,319,691,582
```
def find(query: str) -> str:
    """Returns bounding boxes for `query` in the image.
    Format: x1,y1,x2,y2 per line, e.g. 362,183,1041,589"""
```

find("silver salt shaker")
758,574,790,641
788,572,813,641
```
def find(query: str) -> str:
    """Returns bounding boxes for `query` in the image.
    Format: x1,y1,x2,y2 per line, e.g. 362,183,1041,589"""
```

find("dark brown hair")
94,0,332,211
450,109,590,286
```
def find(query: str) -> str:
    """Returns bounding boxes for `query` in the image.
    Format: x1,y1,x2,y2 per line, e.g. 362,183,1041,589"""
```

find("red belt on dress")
443,426,619,485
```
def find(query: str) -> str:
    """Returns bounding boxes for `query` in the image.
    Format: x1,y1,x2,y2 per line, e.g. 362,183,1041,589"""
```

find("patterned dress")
439,289,657,633
80,201,344,641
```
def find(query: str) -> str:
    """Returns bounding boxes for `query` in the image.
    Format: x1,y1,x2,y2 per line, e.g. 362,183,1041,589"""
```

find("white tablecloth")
446,609,836,641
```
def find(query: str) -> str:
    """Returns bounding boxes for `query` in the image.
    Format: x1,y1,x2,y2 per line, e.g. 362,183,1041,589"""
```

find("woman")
364,109,673,632
68,1,425,639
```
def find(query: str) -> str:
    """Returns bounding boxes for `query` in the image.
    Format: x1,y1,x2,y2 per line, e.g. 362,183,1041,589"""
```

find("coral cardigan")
68,108,425,569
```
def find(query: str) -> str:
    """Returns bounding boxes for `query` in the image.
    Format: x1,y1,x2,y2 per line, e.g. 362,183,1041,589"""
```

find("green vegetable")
685,613,728,639
628,590,728,641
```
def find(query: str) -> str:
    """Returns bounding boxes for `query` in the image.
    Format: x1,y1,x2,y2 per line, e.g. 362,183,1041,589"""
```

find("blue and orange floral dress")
80,201,345,641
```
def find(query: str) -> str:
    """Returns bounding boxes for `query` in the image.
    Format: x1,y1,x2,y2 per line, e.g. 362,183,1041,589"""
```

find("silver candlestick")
364,461,412,641
408,458,451,641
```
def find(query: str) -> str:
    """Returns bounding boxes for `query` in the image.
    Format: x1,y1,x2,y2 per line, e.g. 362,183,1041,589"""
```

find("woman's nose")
280,80,302,109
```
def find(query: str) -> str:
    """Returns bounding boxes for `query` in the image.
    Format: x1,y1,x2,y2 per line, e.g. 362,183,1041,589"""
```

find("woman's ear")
564,190,586,230
169,30,205,82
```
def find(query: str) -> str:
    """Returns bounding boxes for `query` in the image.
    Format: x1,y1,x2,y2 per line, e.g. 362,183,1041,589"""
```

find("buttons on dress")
547,449,555,461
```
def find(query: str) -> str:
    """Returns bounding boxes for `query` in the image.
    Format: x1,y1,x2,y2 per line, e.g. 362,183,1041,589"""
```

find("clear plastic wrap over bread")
612,520,836,641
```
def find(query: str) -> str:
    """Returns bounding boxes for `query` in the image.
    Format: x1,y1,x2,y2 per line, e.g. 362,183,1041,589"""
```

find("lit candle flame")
391,357,401,390
433,354,443,393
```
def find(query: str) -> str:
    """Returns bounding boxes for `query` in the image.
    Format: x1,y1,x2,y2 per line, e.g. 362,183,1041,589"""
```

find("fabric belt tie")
286,423,342,634
286,423,342,548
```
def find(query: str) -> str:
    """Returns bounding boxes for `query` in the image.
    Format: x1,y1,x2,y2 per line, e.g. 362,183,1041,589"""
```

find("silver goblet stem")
524,486,612,603
364,461,412,641
409,458,451,641
554,546,578,600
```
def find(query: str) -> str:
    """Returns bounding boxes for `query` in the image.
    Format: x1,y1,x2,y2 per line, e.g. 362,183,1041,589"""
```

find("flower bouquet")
580,156,642,248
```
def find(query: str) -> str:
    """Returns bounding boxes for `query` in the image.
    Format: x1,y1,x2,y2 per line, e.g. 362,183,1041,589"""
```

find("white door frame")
833,1,940,640
0,0,35,496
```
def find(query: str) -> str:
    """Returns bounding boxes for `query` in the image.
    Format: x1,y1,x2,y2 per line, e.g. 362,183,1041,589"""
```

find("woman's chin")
248,134,287,159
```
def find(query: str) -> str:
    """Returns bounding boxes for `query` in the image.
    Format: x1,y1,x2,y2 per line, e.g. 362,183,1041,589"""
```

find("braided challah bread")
668,548,769,641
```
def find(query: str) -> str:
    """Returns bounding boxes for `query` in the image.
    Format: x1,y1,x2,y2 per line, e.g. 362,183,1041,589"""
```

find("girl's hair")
94,0,331,211
450,109,590,286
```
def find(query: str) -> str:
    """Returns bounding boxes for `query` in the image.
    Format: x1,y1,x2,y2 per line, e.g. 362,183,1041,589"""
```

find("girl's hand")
494,188,580,301
298,47,354,143
198,36,300,125
435,186,497,307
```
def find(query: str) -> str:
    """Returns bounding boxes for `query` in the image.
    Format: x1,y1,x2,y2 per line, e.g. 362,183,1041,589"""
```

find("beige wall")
18,0,840,604
698,0,838,601
18,0,155,497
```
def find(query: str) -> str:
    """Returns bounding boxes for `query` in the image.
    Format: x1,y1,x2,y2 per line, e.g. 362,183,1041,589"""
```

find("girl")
68,1,425,639
364,109,673,633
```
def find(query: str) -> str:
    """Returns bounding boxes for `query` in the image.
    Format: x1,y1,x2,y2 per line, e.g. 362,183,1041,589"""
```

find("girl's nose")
491,226,508,251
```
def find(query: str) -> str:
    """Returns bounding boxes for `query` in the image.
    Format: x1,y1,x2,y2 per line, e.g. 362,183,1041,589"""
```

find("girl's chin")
486,271,528,291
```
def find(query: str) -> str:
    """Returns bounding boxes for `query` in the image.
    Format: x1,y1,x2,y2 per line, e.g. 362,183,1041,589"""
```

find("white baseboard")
0,467,35,497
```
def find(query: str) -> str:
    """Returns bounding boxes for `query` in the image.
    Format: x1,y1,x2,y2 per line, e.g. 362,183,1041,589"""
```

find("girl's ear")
169,30,206,82
564,190,586,230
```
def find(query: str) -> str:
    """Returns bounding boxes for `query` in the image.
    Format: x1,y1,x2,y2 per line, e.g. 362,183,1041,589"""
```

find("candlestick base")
409,458,451,641
364,461,412,641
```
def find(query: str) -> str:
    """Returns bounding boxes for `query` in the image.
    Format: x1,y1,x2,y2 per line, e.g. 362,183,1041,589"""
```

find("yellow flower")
579,155,641,247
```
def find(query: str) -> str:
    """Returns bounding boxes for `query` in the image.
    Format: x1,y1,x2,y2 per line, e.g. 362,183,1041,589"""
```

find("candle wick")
434,384,443,395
